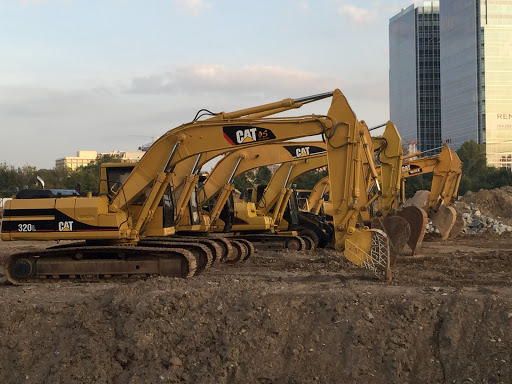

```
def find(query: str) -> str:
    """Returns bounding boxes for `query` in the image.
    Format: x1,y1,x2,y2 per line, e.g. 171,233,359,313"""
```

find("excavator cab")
101,163,178,232
100,164,133,196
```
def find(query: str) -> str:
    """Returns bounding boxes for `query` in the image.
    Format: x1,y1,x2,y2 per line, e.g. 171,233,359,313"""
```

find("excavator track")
298,229,320,251
179,236,233,263
140,241,213,273
204,237,234,262
225,240,248,263
233,238,255,261
4,244,197,285
139,236,220,270
230,234,306,252
300,236,316,251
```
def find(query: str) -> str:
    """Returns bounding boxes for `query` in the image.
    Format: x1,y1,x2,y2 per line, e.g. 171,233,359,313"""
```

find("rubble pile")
452,201,512,235
407,187,512,236
454,186,512,235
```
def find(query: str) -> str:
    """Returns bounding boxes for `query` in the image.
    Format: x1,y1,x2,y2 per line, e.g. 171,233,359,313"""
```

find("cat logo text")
58,221,74,232
223,126,276,145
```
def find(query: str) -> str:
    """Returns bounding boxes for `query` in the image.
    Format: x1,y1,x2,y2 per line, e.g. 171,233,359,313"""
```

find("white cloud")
129,64,341,97
172,0,212,15
297,1,310,13
0,63,390,168
127,63,389,122
337,3,379,27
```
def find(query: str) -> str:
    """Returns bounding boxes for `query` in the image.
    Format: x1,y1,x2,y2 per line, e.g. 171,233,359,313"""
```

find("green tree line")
1,140,511,199
0,155,121,197
405,140,512,198
232,166,328,192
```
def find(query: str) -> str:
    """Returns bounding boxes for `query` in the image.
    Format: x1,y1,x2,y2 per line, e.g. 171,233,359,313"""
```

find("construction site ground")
1,234,511,384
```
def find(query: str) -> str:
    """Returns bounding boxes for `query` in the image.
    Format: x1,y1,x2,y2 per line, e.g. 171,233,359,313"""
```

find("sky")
0,0,417,169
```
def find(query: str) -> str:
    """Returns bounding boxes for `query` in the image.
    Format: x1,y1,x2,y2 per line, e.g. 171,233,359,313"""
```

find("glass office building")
391,0,512,167
441,0,512,168
389,2,441,153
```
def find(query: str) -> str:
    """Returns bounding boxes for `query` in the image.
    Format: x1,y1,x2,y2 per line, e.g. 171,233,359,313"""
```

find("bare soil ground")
0,235,511,384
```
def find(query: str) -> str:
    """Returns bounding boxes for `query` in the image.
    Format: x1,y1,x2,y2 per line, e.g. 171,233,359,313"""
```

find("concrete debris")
407,188,512,236
453,199,512,235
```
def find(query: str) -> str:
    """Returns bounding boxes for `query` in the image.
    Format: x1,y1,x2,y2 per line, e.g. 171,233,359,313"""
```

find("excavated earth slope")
1,236,511,384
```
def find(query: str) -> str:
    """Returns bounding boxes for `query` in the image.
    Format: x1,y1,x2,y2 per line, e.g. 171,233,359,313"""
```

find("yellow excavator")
248,121,408,255
100,133,397,253
257,121,403,223
397,145,463,253
305,144,463,254
198,119,406,252
98,162,255,265
1,89,393,283
197,141,329,250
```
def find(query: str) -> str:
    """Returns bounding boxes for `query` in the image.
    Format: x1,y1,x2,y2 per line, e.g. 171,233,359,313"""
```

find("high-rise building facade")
389,2,441,153
391,1,512,167
441,0,512,168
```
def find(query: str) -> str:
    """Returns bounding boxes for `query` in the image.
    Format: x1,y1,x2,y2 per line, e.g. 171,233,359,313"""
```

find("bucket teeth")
371,215,411,267
343,229,391,281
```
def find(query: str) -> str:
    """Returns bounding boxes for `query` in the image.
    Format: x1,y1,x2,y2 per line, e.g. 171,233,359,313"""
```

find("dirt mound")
459,186,512,222
1,240,512,384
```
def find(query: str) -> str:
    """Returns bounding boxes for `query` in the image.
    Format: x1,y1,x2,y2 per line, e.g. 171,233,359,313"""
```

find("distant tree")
0,163,38,197
404,173,433,199
457,140,487,177
455,140,512,195
233,172,253,191
0,155,124,197
293,169,328,190
253,166,272,186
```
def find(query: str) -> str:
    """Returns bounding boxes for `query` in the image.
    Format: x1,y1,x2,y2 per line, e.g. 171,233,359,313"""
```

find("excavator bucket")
431,205,457,240
448,214,465,239
397,206,428,255
343,229,391,282
370,216,411,267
